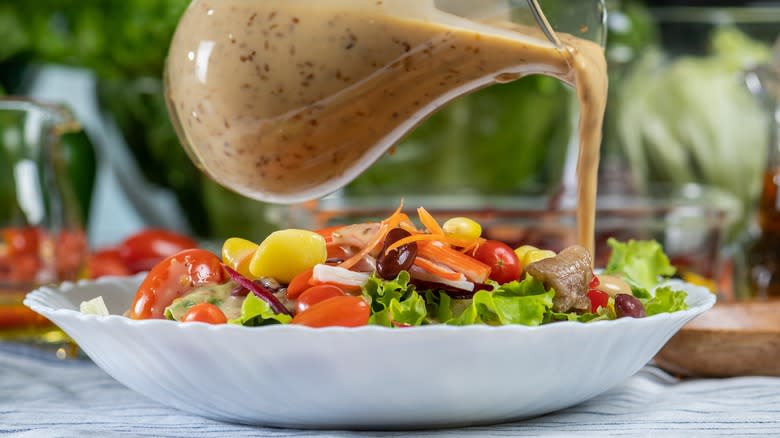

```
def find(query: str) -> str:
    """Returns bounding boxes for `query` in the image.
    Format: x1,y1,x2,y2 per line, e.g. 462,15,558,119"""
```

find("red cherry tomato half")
286,267,314,300
119,229,197,273
291,295,369,328
471,240,521,284
87,248,132,279
181,303,227,324
295,284,345,314
129,249,225,320
587,290,609,313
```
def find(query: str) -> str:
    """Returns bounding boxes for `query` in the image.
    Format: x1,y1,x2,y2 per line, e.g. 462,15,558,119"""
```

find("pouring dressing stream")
165,0,607,256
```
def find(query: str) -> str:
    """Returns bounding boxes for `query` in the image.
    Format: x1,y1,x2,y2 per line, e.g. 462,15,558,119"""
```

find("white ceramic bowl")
25,275,714,429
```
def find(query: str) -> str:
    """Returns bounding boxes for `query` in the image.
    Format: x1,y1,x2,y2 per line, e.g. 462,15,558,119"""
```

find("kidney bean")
615,294,646,318
377,228,417,280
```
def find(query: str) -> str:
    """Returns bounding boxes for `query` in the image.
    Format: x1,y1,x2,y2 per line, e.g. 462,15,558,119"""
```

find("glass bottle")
743,40,780,298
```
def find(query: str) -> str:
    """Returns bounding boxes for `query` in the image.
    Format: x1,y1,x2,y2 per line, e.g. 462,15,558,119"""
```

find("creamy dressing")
166,0,607,256
165,282,244,321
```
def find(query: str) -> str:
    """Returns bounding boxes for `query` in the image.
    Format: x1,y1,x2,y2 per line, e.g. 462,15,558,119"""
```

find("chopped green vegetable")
370,291,427,327
447,278,554,326
229,294,291,327
604,238,676,290
424,291,453,323
642,286,688,316
363,271,427,327
602,238,688,314
362,271,413,313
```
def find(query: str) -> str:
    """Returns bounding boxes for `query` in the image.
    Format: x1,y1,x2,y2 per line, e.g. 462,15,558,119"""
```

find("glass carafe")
0,98,88,346
164,0,606,204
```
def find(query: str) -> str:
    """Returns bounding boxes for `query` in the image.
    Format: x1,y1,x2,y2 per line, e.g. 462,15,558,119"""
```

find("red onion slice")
224,266,292,316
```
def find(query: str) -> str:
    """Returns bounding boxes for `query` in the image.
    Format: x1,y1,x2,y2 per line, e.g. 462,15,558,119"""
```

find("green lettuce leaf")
362,271,414,312
642,286,688,316
369,291,427,327
545,303,614,323
362,271,427,327
447,278,554,326
424,291,453,323
604,238,676,290
228,294,291,326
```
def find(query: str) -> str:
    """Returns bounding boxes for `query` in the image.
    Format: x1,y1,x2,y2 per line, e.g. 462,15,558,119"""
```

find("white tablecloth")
2,342,779,437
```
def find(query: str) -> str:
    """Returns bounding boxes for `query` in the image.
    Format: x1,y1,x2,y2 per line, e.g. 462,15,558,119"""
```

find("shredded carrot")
417,207,444,235
339,200,404,270
385,233,447,253
385,200,405,226
340,221,389,269
396,213,418,232
458,237,486,254
399,222,419,234
446,236,484,248
384,233,481,254
413,257,463,281
417,241,491,283
396,212,412,224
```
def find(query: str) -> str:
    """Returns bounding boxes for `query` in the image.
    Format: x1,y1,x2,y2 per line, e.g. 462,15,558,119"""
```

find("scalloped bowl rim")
24,274,715,334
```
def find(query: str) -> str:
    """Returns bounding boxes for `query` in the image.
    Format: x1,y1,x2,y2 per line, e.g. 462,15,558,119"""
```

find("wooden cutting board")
655,299,780,377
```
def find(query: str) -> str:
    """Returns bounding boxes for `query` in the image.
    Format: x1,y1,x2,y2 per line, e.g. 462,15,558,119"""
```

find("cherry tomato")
291,296,369,328
295,285,345,314
129,249,225,320
9,254,41,282
587,290,609,313
181,303,227,324
286,267,314,299
55,229,88,280
2,227,42,256
471,240,521,284
87,248,132,279
119,229,197,273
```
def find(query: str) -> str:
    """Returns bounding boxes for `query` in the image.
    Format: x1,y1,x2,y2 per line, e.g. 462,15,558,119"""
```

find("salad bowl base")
24,275,714,429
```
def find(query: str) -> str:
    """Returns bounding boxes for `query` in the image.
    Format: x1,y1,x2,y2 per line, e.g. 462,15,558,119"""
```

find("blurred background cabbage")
0,0,776,244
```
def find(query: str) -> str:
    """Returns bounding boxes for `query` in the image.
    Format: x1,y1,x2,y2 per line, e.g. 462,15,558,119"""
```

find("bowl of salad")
24,205,714,429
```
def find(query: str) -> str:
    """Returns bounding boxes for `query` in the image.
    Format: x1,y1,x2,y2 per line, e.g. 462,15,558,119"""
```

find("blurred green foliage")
346,76,572,196
0,0,188,77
